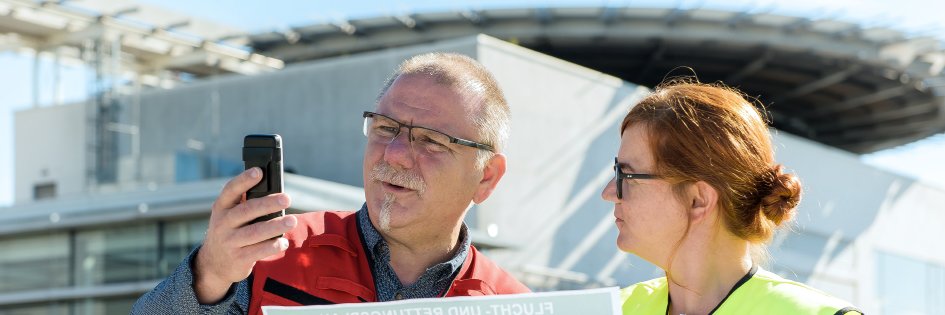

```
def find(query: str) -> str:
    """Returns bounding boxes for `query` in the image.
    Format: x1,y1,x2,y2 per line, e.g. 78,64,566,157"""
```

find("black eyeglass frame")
614,157,661,199
362,111,496,152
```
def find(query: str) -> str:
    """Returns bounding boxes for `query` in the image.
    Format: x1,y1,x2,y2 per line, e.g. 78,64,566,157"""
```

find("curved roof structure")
0,0,282,86
247,6,945,153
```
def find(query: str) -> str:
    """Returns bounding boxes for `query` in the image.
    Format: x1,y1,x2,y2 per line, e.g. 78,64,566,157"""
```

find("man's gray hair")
378,52,511,169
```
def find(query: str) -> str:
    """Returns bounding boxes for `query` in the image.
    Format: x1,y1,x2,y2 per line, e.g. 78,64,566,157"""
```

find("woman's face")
601,124,690,267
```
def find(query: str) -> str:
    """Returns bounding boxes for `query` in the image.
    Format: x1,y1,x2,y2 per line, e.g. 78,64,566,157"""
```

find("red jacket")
247,211,530,315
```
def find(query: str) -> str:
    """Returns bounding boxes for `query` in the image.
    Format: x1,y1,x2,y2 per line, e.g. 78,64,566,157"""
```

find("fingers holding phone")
193,134,294,304
243,134,286,224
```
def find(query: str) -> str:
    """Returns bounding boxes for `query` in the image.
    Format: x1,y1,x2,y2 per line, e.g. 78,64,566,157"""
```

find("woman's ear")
689,181,719,224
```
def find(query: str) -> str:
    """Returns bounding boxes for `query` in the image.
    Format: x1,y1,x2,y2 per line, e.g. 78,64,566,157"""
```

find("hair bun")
758,165,801,225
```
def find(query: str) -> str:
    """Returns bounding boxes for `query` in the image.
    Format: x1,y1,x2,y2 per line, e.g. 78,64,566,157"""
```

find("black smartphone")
242,134,285,225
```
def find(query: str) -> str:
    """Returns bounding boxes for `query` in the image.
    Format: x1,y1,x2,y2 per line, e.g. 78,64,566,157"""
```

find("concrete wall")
14,103,86,202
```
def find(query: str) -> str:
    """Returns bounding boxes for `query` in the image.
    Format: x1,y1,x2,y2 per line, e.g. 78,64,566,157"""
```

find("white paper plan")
262,287,620,315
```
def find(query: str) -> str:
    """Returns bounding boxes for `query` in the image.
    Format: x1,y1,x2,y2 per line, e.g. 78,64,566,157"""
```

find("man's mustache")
371,162,426,195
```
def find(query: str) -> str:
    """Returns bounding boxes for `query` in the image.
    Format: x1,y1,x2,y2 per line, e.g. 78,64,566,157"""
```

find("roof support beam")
150,49,209,70
820,117,940,144
332,19,361,36
725,49,771,84
841,127,943,153
0,33,40,51
157,20,190,32
770,64,862,104
109,6,139,17
806,84,911,117
41,22,105,48
813,101,937,132
395,14,424,31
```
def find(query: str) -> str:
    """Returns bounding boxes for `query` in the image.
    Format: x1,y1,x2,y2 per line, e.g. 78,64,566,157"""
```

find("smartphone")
243,134,285,225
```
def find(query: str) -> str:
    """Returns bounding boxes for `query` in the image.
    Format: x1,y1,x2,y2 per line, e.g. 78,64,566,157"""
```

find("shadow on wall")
768,134,916,284
511,83,666,288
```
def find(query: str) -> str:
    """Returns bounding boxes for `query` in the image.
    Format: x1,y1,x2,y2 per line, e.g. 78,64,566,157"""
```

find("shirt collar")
356,203,470,275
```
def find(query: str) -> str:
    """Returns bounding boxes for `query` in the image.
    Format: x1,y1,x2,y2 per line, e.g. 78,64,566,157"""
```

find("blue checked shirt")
131,203,470,314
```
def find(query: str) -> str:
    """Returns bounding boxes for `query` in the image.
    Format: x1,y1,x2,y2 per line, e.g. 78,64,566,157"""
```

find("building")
2,3,944,315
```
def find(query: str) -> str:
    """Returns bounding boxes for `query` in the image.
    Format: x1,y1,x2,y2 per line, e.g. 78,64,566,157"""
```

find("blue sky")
2,0,944,206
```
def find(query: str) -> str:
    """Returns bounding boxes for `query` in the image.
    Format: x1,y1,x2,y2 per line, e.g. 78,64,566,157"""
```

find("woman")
601,79,862,315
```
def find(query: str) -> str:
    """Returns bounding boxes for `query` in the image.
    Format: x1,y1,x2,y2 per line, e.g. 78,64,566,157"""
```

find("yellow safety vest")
620,266,862,315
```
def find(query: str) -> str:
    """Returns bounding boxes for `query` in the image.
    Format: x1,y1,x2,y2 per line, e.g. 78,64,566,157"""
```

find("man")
132,52,529,314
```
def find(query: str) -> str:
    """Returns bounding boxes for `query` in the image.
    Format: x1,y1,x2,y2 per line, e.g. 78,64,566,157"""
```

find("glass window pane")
0,302,70,315
0,233,70,292
877,251,928,315
175,151,204,183
74,296,138,315
75,223,157,286
33,183,56,200
161,218,208,276
930,263,945,315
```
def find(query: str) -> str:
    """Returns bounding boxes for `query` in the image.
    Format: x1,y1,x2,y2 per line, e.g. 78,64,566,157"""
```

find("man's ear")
473,153,506,204
689,181,719,224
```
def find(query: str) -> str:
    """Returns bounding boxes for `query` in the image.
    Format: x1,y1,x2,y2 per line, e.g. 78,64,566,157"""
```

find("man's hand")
193,167,298,304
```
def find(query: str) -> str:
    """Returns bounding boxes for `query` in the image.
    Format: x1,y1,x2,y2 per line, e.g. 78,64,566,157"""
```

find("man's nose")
383,128,416,169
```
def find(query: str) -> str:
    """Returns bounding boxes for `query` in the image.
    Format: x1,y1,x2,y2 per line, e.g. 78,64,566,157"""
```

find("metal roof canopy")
0,0,283,87
247,6,945,154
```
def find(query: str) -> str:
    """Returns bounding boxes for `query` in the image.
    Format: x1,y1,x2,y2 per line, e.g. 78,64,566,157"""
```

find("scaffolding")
0,0,283,190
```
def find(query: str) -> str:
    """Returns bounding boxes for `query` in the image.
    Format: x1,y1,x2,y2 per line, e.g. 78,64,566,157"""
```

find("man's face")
363,74,491,238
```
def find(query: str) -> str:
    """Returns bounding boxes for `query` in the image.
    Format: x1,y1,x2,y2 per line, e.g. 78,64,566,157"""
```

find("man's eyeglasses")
362,111,495,155
614,157,661,199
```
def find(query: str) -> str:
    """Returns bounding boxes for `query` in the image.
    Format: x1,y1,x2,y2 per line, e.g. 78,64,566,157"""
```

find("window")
33,183,56,200
175,151,204,183
160,218,209,276
877,251,945,314
0,233,70,292
74,223,157,286
74,296,138,315
0,301,69,315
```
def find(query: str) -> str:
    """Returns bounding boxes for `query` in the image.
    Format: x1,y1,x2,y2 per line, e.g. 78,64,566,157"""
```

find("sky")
2,0,944,206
